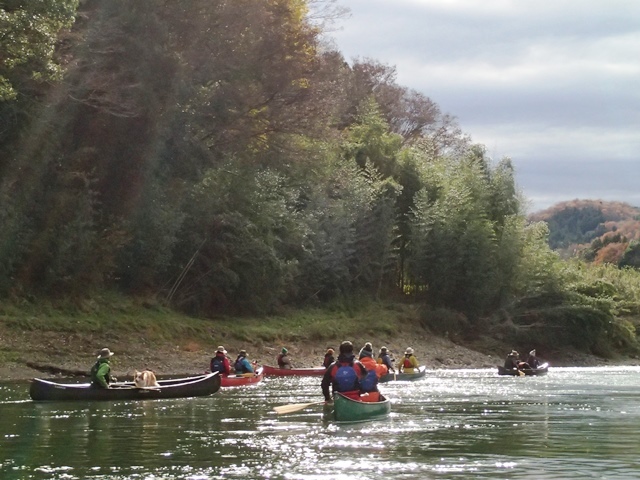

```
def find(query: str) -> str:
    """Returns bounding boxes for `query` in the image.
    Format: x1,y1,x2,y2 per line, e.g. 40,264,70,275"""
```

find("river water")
1,366,640,479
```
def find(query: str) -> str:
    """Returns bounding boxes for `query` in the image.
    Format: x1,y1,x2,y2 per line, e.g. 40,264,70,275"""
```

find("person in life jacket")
276,347,292,369
399,347,420,374
358,342,388,380
358,342,374,361
90,347,115,388
210,345,231,375
234,349,255,374
377,346,395,373
323,348,335,368
321,341,367,401
356,342,385,401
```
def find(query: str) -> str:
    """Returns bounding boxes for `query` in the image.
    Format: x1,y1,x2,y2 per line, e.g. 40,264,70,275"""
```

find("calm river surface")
2,366,640,479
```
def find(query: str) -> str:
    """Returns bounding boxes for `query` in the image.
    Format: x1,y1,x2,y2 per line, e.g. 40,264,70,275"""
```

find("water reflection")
2,367,640,478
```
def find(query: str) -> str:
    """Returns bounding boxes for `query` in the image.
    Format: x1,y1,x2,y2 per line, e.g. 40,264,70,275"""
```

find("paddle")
273,401,325,415
110,385,161,390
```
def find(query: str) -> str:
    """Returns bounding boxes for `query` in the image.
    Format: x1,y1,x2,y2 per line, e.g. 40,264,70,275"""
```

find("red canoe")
262,364,326,376
220,367,265,387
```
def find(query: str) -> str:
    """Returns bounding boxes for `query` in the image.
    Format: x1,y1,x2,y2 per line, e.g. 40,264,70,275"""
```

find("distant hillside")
529,199,640,267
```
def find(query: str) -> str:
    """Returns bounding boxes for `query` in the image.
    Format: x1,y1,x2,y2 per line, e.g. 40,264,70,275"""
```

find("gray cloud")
329,0,640,212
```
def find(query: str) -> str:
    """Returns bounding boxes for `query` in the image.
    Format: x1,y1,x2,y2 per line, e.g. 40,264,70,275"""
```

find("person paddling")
358,342,385,396
377,346,395,373
234,349,255,374
399,347,419,374
277,347,292,369
323,348,335,368
90,347,115,389
504,350,527,372
321,341,367,401
210,346,231,375
527,349,541,369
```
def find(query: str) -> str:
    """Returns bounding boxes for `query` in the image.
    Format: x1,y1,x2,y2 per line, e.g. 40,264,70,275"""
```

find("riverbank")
2,296,639,382
2,324,639,382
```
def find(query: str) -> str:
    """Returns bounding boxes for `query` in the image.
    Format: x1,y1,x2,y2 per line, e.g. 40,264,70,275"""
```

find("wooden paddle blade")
273,401,325,415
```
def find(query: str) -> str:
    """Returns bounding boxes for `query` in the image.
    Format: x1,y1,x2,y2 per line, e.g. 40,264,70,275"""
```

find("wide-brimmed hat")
97,347,114,359
405,347,414,355
239,349,247,355
380,346,388,353
510,350,519,356
216,346,227,354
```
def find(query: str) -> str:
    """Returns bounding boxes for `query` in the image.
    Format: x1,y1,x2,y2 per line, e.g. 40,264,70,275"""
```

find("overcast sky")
327,0,639,213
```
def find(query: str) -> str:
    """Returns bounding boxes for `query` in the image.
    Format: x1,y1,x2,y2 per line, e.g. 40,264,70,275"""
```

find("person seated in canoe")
277,347,292,369
321,341,367,402
323,348,335,368
359,342,388,378
210,345,231,376
377,346,395,373
504,350,524,371
234,349,255,375
358,342,374,361
399,347,420,374
90,347,115,389
357,343,384,400
526,349,540,369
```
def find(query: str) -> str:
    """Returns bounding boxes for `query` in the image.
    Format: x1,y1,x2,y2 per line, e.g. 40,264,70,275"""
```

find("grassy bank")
0,293,414,346
0,294,435,379
4,294,636,382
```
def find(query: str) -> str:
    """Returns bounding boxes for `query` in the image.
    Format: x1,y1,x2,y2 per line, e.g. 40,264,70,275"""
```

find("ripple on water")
2,367,640,479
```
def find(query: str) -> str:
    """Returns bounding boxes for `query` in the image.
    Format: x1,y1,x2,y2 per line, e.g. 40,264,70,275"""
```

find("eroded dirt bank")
2,326,638,382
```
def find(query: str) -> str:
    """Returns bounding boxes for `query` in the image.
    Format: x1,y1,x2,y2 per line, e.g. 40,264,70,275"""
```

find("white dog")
134,370,160,388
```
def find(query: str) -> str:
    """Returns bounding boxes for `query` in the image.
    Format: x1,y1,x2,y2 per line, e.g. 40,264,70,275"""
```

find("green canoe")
330,392,391,422
379,367,427,383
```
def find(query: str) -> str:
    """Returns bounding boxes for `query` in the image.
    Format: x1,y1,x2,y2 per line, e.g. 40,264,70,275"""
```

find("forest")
530,200,640,268
1,0,639,357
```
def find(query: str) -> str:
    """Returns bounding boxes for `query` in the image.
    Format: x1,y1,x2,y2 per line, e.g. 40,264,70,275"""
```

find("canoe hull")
220,367,264,387
497,362,549,376
332,392,391,422
262,364,326,376
29,373,221,401
379,367,427,383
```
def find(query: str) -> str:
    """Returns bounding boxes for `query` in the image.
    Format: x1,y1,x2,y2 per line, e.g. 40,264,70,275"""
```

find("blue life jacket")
333,363,359,392
360,370,378,392
211,356,225,373
235,356,249,373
